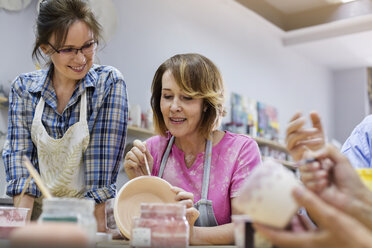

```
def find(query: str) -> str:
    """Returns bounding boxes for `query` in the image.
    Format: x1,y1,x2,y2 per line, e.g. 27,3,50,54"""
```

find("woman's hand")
171,186,200,242
254,187,372,248
300,144,372,230
300,144,368,200
123,139,154,179
171,186,194,208
286,112,325,161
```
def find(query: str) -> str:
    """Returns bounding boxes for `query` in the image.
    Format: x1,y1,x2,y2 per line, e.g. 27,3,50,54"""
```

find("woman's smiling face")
44,20,95,83
160,70,204,138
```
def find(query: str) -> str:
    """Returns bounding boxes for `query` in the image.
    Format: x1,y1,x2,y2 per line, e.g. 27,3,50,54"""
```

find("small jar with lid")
131,203,189,248
38,198,97,242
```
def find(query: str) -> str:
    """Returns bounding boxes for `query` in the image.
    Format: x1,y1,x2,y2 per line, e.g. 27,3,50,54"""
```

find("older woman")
124,53,261,245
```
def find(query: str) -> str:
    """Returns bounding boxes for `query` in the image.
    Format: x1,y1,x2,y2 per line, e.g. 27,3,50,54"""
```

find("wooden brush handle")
22,156,52,199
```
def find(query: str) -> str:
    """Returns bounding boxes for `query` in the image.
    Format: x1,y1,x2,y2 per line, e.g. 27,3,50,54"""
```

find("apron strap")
200,139,212,200
34,97,46,122
158,135,175,178
79,89,87,121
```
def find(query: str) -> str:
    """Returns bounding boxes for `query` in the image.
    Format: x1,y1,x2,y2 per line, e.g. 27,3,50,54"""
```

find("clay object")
233,159,301,228
114,176,177,239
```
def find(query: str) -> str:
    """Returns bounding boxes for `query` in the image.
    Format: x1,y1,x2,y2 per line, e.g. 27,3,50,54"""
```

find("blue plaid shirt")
3,64,128,203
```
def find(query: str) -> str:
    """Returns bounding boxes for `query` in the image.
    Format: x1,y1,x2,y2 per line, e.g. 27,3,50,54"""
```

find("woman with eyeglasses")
3,0,128,232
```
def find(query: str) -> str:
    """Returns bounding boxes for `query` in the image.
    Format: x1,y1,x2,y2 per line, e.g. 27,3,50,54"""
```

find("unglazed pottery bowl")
114,176,177,239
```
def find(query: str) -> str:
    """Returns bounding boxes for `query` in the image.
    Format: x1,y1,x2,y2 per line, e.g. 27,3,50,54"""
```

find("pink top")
147,131,261,225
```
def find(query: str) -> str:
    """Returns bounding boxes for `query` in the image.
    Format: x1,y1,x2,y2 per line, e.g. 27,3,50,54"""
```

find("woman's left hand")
171,186,194,208
171,186,200,239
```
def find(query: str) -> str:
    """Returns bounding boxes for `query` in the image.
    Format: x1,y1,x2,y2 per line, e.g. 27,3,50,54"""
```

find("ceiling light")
327,0,358,3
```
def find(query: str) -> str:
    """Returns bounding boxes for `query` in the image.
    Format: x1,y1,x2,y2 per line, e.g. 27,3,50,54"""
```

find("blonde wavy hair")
151,53,226,140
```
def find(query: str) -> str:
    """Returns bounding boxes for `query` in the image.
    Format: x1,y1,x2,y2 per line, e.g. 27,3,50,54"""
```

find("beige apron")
30,90,90,218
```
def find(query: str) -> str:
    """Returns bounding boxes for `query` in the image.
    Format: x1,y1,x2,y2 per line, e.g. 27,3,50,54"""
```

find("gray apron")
158,136,218,227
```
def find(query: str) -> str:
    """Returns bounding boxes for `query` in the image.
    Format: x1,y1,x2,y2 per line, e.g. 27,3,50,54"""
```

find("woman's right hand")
286,111,325,161
123,139,154,179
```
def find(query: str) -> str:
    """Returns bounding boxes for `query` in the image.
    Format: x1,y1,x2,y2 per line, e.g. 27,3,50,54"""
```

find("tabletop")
97,240,237,248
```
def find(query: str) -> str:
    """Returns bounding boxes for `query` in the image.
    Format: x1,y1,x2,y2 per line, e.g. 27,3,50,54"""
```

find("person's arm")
94,202,106,232
189,198,244,245
286,111,325,161
340,116,372,168
13,194,34,221
3,76,42,205
84,69,128,224
190,223,234,245
254,187,372,248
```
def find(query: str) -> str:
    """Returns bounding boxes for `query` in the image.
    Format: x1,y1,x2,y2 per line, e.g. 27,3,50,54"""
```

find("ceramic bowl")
114,176,177,239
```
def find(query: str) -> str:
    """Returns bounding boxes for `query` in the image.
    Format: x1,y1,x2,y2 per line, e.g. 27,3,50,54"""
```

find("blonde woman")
124,53,261,245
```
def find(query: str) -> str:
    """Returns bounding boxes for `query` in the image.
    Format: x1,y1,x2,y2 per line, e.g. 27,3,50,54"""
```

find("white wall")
333,68,369,143
99,0,335,141
0,0,338,195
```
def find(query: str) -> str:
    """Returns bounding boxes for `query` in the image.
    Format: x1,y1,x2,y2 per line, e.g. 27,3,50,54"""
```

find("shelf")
0,96,8,108
127,126,155,138
253,136,288,153
262,157,296,170
126,127,289,153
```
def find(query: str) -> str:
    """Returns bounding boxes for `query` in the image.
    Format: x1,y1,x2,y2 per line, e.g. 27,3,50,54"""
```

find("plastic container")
38,198,97,242
131,203,189,248
0,207,29,239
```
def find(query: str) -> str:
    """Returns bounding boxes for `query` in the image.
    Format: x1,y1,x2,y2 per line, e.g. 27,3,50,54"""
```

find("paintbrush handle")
22,156,52,199
144,154,151,176
14,175,31,208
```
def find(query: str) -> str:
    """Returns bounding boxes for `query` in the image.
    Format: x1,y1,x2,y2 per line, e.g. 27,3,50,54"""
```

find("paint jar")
38,198,97,242
131,203,189,248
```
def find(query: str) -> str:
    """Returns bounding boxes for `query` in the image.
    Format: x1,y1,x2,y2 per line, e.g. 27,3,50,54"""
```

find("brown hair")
151,53,226,140
32,0,102,64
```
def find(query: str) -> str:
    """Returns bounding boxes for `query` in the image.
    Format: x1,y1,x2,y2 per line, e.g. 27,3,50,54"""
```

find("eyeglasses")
47,41,97,58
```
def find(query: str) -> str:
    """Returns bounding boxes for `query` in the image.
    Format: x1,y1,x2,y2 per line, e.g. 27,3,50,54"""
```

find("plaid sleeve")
84,69,128,203
3,76,41,198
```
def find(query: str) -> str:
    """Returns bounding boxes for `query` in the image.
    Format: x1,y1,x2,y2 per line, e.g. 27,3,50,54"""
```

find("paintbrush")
22,156,52,199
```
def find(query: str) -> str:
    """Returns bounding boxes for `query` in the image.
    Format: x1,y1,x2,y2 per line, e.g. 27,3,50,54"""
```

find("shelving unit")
127,125,155,137
261,156,296,169
252,136,294,170
127,126,155,142
253,136,288,153
0,96,8,107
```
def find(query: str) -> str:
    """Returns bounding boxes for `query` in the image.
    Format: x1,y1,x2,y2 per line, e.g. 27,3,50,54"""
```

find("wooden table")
97,240,236,248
